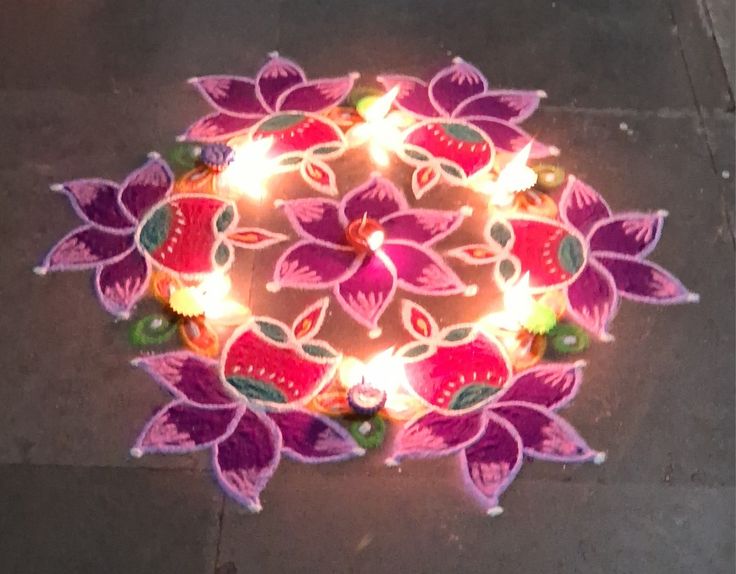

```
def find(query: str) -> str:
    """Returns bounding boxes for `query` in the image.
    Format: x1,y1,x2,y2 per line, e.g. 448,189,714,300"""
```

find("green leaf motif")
302,343,336,359
402,343,430,358
444,327,473,342
256,321,288,343
448,384,499,410
227,376,287,403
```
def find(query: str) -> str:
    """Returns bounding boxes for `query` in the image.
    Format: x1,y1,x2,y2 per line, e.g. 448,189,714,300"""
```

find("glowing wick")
217,137,275,200
503,272,535,326
346,214,385,253
169,273,249,325
474,142,538,207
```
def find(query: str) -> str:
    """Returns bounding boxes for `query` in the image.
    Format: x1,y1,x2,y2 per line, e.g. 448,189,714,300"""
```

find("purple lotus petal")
428,59,488,116
36,225,133,273
282,198,347,246
588,212,665,258
273,241,357,289
56,179,135,231
95,248,150,318
491,402,599,463
382,241,466,295
118,157,173,222
565,260,619,341
466,117,555,158
189,76,265,117
453,90,542,123
461,410,523,511
341,176,408,223
559,176,612,236
131,352,235,407
276,74,357,113
596,253,698,304
494,362,584,410
336,253,396,329
181,112,260,143
213,407,282,512
268,409,364,463
376,75,439,118
381,208,463,246
256,54,306,112
389,410,487,463
132,401,243,456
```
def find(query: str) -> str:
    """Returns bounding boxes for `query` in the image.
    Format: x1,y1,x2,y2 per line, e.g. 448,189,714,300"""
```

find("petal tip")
130,447,144,459
687,292,700,303
186,77,199,85
486,505,504,517
657,209,669,218
600,332,615,343
349,71,361,80
273,199,285,208
33,265,48,276
464,284,479,297
267,51,280,58
354,447,367,457
574,359,588,368
384,457,400,467
549,145,561,157
147,151,161,160
593,451,607,465
246,500,263,513
368,327,383,339
536,90,548,98
49,183,65,192
175,134,187,142
451,56,466,64
266,281,281,293
459,205,474,217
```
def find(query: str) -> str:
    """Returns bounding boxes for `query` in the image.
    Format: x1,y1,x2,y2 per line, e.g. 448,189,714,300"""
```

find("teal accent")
258,113,304,132
256,320,288,342
348,415,386,449
548,322,590,356
215,205,235,232
442,122,485,143
129,313,177,347
313,146,340,155
302,343,337,358
499,258,517,280
278,156,302,166
214,243,231,266
404,149,429,161
402,343,430,358
490,222,512,247
444,327,472,342
449,384,499,410
440,163,463,178
558,235,585,275
139,206,171,254
227,376,287,403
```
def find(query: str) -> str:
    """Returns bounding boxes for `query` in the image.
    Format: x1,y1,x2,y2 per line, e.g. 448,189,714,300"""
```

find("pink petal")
95,248,150,318
428,59,488,116
382,241,466,295
282,198,347,245
132,402,243,456
376,75,439,118
268,408,363,463
381,208,464,245
453,90,543,123
180,112,260,142
559,176,612,236
336,253,397,329
213,408,282,511
118,156,174,222
389,410,487,463
55,179,135,231
273,241,357,289
565,260,620,341
596,253,698,304
131,351,235,407
461,411,523,511
36,226,133,273
188,75,265,117
227,228,288,250
494,362,585,410
276,74,357,113
466,117,556,158
256,54,306,112
588,212,666,258
491,402,600,463
341,176,408,222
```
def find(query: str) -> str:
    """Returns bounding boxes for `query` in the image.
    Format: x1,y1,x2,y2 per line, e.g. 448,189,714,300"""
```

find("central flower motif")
270,176,469,332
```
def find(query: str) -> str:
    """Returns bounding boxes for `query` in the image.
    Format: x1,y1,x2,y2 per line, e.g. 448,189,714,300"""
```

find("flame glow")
339,348,411,414
195,273,250,325
473,142,538,207
218,137,275,200
480,273,535,332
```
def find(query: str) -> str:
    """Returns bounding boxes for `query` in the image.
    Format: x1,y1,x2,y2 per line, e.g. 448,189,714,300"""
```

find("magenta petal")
256,55,306,112
273,241,357,289
382,241,466,295
596,253,698,304
131,352,235,407
188,75,265,117
428,59,488,116
37,226,133,272
281,198,347,245
495,362,584,410
466,117,554,157
380,209,463,245
342,176,408,222
453,90,542,123
336,254,396,329
491,402,599,463
376,75,439,118
268,409,363,463
565,260,619,340
461,411,523,510
276,75,357,113
118,157,173,221
588,212,665,258
57,179,135,231
181,112,260,143
95,248,150,318
559,176,612,236
389,410,487,463
213,408,282,511
132,402,243,456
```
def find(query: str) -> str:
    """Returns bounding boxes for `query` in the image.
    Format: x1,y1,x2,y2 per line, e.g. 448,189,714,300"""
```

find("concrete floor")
0,1,733,572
